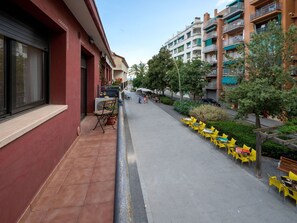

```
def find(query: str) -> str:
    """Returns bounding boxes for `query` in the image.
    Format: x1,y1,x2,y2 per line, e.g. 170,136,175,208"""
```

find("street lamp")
172,58,183,101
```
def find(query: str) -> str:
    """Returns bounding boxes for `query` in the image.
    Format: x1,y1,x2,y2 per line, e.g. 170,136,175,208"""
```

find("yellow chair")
181,116,194,125
243,144,251,151
197,123,206,135
210,130,219,143
202,126,215,138
190,120,202,131
284,186,297,206
227,138,236,149
268,176,284,194
188,117,197,127
289,171,297,181
214,133,228,146
249,149,257,163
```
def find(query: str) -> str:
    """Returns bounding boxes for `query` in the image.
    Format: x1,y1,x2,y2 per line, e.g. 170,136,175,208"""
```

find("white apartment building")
164,17,204,62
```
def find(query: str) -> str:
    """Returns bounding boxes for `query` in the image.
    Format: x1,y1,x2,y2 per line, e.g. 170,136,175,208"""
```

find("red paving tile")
21,116,117,223
77,202,114,223
43,207,81,223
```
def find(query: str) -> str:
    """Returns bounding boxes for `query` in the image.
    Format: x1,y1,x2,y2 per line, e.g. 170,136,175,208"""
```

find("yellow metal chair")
190,120,201,130
268,176,284,194
209,130,219,143
181,116,194,125
249,149,257,163
214,133,228,146
284,186,297,206
188,117,197,127
243,144,251,151
227,138,236,155
197,123,206,135
203,126,215,138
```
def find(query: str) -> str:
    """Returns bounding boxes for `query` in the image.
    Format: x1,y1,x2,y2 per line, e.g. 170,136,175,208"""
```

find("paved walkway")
21,116,116,223
125,92,296,223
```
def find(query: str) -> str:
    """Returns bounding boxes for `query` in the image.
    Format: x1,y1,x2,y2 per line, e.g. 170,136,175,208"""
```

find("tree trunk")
255,114,261,128
193,93,196,101
171,91,173,99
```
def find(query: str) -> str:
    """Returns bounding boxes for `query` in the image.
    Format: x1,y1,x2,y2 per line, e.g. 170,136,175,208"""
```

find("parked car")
200,98,221,107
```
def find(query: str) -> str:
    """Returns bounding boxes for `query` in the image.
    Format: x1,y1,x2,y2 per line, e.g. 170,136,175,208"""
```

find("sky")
95,0,233,67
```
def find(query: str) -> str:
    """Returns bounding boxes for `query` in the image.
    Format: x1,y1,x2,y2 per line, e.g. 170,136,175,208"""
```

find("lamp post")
172,58,183,101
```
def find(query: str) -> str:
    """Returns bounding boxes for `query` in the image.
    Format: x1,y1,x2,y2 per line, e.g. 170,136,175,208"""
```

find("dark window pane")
0,35,5,115
11,41,43,109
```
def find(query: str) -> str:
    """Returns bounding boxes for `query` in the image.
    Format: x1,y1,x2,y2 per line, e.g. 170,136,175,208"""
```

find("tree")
165,59,184,98
182,59,210,101
130,62,147,88
227,21,297,128
146,47,174,94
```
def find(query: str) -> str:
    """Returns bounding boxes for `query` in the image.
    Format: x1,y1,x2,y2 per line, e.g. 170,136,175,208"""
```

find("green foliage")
227,78,284,127
189,105,229,122
173,100,201,115
278,118,297,134
181,59,210,100
227,22,297,127
283,87,297,119
166,60,184,94
160,96,175,105
146,47,174,93
132,76,143,88
129,62,147,78
208,120,297,160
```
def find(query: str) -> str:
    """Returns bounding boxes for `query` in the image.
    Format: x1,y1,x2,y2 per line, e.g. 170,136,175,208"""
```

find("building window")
0,35,4,116
0,36,47,118
187,32,191,38
186,42,191,48
187,52,191,59
178,45,184,53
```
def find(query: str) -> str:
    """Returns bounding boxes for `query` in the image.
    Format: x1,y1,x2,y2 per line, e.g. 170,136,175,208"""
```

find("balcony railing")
207,69,217,76
204,17,217,30
223,19,244,33
203,31,217,40
250,2,281,21
205,58,217,64
205,82,217,89
203,44,217,53
224,2,244,19
223,35,243,47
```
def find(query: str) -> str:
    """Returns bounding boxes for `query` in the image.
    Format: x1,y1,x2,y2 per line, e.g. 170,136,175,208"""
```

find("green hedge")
173,100,201,115
160,96,175,105
207,120,297,160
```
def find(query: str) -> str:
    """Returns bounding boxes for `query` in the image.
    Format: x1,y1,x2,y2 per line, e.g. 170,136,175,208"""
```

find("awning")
225,14,241,23
224,44,239,51
222,76,238,85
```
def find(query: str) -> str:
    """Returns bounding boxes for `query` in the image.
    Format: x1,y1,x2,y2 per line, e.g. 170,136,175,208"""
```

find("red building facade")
0,0,114,222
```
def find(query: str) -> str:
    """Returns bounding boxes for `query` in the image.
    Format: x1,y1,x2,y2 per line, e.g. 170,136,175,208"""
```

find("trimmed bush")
173,100,201,115
160,96,175,105
207,120,297,160
189,105,229,122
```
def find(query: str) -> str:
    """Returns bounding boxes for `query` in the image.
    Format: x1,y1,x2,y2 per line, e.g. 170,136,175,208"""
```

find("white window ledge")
0,105,68,149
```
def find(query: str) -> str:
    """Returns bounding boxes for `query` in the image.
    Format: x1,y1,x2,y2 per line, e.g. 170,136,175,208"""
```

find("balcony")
207,69,217,77
223,35,243,50
223,19,244,34
223,2,244,20
205,57,217,65
205,81,217,90
204,17,217,30
250,2,281,23
250,0,273,8
203,44,218,53
203,31,217,41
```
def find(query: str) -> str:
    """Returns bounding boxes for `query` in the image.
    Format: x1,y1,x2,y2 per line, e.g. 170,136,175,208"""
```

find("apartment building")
203,0,297,100
164,17,204,62
112,52,129,88
245,0,297,75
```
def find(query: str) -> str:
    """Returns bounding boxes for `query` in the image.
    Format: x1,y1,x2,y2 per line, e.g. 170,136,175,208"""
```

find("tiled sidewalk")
21,116,117,223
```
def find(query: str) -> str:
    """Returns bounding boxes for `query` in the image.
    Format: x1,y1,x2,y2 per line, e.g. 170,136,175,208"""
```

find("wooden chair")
93,99,116,133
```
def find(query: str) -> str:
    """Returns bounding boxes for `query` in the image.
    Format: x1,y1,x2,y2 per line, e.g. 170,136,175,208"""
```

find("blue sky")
95,0,233,66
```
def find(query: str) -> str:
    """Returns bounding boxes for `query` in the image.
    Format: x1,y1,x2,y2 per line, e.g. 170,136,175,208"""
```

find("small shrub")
160,96,175,105
190,105,229,122
173,100,201,115
278,118,297,134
